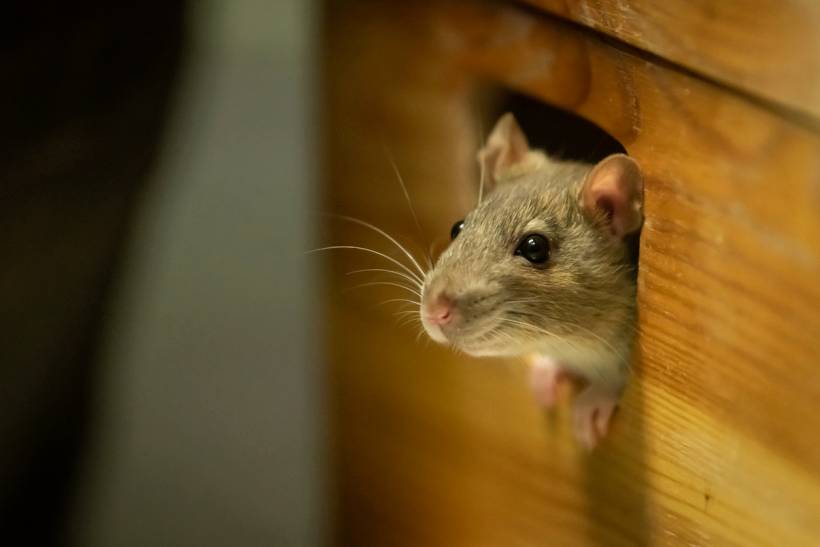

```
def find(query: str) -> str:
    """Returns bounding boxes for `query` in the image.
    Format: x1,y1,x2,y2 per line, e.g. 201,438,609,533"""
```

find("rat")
420,112,643,449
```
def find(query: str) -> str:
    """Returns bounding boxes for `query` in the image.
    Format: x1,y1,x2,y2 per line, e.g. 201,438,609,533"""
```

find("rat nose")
425,293,455,326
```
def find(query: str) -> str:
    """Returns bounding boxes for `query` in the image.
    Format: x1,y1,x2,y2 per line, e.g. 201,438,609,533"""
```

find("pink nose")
425,294,455,326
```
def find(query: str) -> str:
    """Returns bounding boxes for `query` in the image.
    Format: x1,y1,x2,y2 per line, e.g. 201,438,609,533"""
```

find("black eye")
515,234,550,264
450,219,464,240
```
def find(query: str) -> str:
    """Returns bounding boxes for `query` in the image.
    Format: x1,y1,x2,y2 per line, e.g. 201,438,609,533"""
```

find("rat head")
420,113,643,357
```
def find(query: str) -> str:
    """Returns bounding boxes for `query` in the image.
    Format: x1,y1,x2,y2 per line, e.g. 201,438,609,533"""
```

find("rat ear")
477,113,545,193
581,154,644,239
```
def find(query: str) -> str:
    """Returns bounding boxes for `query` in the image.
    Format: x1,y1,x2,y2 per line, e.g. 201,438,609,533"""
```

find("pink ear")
477,113,532,190
581,154,643,239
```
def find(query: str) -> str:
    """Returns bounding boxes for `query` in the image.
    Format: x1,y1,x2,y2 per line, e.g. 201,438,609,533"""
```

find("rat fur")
420,113,643,448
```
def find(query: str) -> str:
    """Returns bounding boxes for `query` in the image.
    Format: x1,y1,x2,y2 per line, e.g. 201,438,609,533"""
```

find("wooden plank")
521,0,820,122
322,1,820,545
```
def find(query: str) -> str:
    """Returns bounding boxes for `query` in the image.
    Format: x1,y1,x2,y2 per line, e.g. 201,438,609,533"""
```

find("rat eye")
450,220,464,240
515,234,550,264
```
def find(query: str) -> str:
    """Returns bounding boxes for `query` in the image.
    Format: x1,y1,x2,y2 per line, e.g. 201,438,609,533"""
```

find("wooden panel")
521,0,820,121
322,1,820,545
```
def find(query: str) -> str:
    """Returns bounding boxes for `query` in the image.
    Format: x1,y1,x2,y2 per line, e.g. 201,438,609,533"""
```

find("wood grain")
521,0,820,122
321,1,820,545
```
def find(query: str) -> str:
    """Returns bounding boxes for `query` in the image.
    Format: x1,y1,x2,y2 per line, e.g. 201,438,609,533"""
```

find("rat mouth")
420,308,511,356
453,322,516,356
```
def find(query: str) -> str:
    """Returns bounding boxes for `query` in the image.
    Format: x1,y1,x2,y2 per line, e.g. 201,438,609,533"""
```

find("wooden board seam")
512,0,820,134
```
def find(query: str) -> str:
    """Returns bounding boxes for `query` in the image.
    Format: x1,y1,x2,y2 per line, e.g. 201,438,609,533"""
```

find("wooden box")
321,1,820,544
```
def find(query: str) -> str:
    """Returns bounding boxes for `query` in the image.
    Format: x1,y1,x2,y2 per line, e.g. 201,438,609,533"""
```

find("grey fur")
421,157,638,390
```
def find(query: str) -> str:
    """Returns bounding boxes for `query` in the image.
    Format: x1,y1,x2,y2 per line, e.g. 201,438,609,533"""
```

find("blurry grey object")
71,1,325,546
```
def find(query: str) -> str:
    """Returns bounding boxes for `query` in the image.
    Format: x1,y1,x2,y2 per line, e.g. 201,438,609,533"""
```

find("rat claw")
572,387,619,449
529,356,565,408
595,402,616,438
577,414,596,450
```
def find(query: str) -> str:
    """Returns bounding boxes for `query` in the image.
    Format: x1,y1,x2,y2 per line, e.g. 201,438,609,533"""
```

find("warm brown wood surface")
321,1,820,545
520,0,820,122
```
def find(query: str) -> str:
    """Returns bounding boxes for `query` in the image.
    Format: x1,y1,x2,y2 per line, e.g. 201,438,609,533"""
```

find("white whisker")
307,245,422,283
396,315,422,328
498,317,564,341
344,281,421,298
560,319,628,364
382,146,433,270
347,268,422,289
324,214,427,279
477,115,486,206
378,298,421,307
497,316,590,360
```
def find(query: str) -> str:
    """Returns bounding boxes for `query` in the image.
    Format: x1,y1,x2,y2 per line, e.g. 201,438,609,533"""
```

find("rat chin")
421,320,448,344
422,318,513,357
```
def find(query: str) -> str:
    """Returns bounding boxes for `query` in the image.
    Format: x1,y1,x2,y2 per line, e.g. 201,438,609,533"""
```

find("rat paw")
572,387,619,449
529,356,566,408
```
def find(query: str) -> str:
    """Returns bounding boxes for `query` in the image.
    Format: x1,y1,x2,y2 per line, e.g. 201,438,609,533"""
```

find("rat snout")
421,268,503,349
420,288,460,344
423,292,456,326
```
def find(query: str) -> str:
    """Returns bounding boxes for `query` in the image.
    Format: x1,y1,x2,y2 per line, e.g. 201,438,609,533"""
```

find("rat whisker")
503,300,538,307
558,319,629,365
344,281,422,298
501,315,627,378
395,315,413,327
324,213,428,278
378,298,421,307
347,268,422,289
307,245,422,283
396,315,422,329
497,317,565,340
497,316,590,359
477,148,486,207
382,146,434,270
476,114,487,206
395,318,419,327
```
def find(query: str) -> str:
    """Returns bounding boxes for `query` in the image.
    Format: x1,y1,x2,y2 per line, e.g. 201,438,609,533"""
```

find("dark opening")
481,89,626,163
